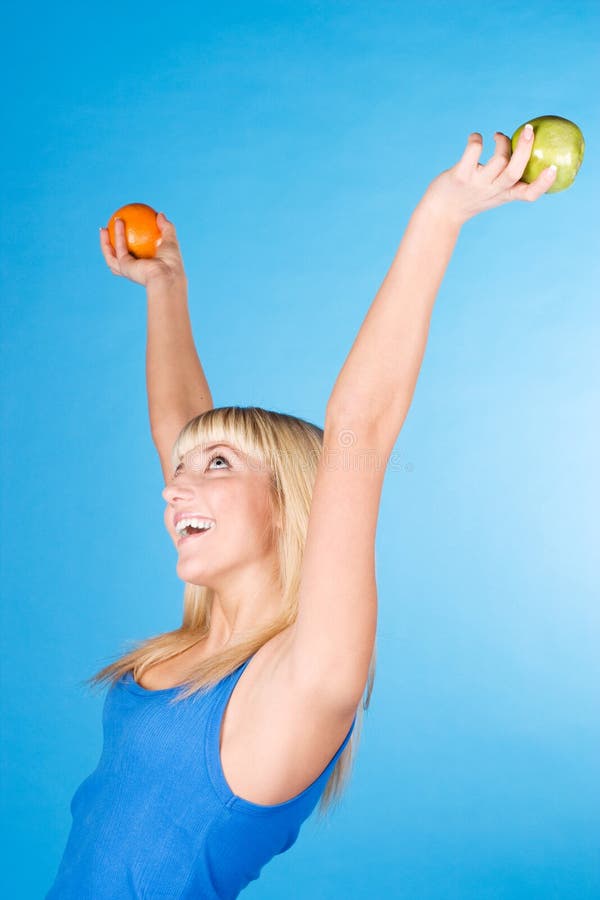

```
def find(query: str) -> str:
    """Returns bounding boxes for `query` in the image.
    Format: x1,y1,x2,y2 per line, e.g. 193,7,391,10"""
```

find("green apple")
511,115,585,194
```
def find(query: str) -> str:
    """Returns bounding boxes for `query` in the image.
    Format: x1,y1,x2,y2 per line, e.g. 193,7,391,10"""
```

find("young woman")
46,127,555,898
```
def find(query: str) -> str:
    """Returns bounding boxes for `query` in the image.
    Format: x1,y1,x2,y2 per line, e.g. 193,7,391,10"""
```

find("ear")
269,488,283,531
271,506,283,531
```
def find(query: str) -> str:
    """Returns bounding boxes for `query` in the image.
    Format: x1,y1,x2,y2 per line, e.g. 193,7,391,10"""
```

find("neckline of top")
120,656,254,697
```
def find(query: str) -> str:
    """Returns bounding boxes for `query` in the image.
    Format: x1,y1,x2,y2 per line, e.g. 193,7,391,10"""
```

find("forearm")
327,190,462,442
145,275,213,442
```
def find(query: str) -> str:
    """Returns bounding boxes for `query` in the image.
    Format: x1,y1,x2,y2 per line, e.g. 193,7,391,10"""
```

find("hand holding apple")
423,116,585,227
424,127,556,226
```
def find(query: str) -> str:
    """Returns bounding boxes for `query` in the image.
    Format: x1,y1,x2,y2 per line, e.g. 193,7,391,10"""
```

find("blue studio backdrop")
1,1,599,897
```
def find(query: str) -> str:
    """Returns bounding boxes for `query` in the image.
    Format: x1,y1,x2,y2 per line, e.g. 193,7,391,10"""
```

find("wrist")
145,271,188,295
420,180,467,231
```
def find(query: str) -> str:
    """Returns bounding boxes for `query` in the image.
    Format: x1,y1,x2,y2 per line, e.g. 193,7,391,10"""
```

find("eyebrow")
203,442,240,456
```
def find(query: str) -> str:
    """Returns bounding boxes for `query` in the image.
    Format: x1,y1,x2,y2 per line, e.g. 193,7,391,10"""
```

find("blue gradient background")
2,2,599,897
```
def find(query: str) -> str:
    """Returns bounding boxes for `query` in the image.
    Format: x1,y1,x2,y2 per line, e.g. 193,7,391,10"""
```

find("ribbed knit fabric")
46,654,356,898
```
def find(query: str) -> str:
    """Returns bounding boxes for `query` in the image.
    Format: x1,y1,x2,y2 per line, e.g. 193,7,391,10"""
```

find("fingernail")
524,123,533,139
548,165,557,175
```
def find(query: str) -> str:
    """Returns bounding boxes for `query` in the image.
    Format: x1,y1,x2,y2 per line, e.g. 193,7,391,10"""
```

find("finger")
493,123,535,189
507,165,557,202
99,226,116,257
454,133,484,181
99,227,121,273
483,133,512,180
114,217,133,261
156,212,177,244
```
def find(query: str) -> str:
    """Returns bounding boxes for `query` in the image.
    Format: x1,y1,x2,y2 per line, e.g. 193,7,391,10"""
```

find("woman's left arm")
285,130,556,712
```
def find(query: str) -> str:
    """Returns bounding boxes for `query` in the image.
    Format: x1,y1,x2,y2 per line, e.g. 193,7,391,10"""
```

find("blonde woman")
46,128,556,898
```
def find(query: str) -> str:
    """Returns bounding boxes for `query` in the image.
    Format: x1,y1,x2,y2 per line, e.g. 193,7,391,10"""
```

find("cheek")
233,488,273,539
251,493,276,544
209,478,274,537
208,482,241,516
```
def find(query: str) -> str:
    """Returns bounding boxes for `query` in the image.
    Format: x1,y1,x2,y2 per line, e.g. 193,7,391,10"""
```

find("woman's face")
161,441,278,587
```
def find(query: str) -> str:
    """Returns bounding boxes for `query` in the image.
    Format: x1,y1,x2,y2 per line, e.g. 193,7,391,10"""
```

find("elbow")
325,393,380,428
325,394,409,452
323,405,386,461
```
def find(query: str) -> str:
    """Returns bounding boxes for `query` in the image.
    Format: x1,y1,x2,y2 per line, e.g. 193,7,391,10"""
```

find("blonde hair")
86,406,376,819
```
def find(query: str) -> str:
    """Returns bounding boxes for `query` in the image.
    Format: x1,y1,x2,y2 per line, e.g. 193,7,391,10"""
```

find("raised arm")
284,192,462,711
285,130,557,711
100,213,213,484
145,273,213,483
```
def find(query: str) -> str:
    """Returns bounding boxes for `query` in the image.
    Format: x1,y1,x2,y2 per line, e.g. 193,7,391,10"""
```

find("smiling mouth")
177,528,214,546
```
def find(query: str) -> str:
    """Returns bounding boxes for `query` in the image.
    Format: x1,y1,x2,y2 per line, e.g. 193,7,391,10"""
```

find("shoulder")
219,629,357,807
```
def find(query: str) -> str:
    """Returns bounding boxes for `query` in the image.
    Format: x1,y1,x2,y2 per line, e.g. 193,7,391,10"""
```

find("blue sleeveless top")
46,654,356,898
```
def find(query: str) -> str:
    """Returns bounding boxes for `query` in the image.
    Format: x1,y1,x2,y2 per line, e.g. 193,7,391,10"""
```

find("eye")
207,453,230,470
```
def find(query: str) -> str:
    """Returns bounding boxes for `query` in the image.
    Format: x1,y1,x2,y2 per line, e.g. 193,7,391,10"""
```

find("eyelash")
174,453,230,477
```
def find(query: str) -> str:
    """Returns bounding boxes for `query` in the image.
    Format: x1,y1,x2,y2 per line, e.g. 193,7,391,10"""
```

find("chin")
176,558,218,583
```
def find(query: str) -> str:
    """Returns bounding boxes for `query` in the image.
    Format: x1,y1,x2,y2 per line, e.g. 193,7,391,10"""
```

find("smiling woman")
49,123,553,898
46,405,371,899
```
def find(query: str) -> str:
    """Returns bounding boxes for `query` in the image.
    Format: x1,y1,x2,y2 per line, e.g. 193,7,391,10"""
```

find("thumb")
157,211,174,230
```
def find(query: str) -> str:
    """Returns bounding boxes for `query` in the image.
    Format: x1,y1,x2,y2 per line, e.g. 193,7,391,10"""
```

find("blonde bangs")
171,407,274,479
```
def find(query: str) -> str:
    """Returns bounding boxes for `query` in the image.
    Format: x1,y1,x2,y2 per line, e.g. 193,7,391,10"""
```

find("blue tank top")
46,654,356,898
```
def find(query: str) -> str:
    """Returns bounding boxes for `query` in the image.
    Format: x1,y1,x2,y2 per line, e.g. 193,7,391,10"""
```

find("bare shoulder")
220,627,357,807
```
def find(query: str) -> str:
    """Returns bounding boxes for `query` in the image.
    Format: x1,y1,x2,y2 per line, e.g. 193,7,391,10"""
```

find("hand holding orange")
99,204,187,288
107,203,162,258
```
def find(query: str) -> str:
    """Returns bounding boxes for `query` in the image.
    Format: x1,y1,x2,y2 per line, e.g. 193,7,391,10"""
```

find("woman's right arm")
145,273,213,483
100,213,213,485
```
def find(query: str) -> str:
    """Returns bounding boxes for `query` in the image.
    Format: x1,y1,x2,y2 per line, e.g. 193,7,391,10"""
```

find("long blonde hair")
86,406,376,819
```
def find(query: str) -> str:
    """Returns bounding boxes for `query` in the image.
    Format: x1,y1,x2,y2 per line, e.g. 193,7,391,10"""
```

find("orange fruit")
107,203,162,258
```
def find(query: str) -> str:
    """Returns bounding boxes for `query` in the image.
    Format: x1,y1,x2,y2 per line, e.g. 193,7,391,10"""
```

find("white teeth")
175,517,215,536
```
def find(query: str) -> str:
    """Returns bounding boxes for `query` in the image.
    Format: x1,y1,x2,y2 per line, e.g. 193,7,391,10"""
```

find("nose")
161,478,195,504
